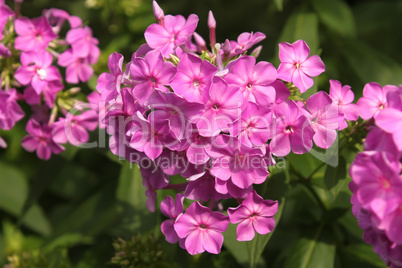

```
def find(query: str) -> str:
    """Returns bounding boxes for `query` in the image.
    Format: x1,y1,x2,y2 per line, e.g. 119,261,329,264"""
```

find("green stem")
288,161,327,212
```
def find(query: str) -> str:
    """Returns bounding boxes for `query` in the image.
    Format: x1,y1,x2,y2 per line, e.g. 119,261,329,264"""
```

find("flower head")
228,190,278,241
277,40,325,93
174,201,229,255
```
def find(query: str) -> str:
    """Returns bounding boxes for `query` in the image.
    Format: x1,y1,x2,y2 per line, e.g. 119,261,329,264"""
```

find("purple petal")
236,219,255,241
292,69,314,93
300,55,325,77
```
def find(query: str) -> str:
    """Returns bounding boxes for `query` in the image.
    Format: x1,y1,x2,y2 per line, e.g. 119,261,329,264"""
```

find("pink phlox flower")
170,53,217,103
357,82,398,120
0,134,6,148
0,88,24,130
130,50,176,104
269,100,315,156
364,127,400,158
52,109,98,146
0,2,14,40
0,43,11,58
229,102,272,147
155,150,204,178
214,177,253,199
96,52,124,102
21,119,64,160
329,79,358,130
229,32,266,57
15,51,62,95
161,194,185,244
228,190,278,241
147,90,204,140
42,8,82,33
350,151,402,222
14,16,57,51
375,89,402,151
270,80,291,104
277,39,325,93
195,77,243,137
225,55,277,107
306,91,343,149
207,135,269,189
105,88,141,132
140,158,170,212
174,201,229,255
144,14,199,58
87,91,106,129
58,48,98,84
186,125,212,165
127,111,177,160
185,171,230,202
23,81,63,108
66,26,99,58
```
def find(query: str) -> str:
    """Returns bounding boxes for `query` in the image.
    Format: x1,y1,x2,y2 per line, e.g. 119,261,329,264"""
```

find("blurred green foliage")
1,0,401,267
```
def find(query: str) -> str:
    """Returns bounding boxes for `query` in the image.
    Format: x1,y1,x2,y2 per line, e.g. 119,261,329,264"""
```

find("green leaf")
22,205,52,237
111,163,155,236
278,12,319,53
223,223,253,267
284,224,336,268
340,244,387,268
312,0,356,38
274,0,283,11
324,156,346,190
22,158,65,220
0,163,28,215
338,210,363,240
288,152,324,179
47,179,120,242
116,163,146,207
43,233,93,253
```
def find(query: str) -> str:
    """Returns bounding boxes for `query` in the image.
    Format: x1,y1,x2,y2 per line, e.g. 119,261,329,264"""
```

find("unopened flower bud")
153,1,165,26
208,11,216,49
250,45,262,58
193,32,207,52
208,10,216,29
222,39,231,62
0,44,11,58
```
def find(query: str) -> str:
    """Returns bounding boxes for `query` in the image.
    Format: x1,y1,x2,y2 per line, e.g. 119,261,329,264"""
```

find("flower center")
250,212,259,218
149,76,158,86
36,68,47,80
379,103,385,110
193,79,201,88
285,125,294,134
247,120,256,129
170,33,178,42
311,117,319,124
294,62,301,69
212,103,220,110
380,177,391,189
246,82,253,90
38,136,47,142
34,31,42,40
199,223,208,229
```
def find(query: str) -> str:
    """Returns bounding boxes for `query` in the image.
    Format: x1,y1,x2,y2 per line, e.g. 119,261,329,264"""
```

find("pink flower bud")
250,45,262,58
208,11,216,49
207,10,216,29
193,32,207,52
153,0,165,26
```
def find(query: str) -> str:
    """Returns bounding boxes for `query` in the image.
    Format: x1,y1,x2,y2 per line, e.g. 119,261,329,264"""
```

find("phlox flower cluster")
350,84,402,267
0,0,100,159
97,1,357,255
